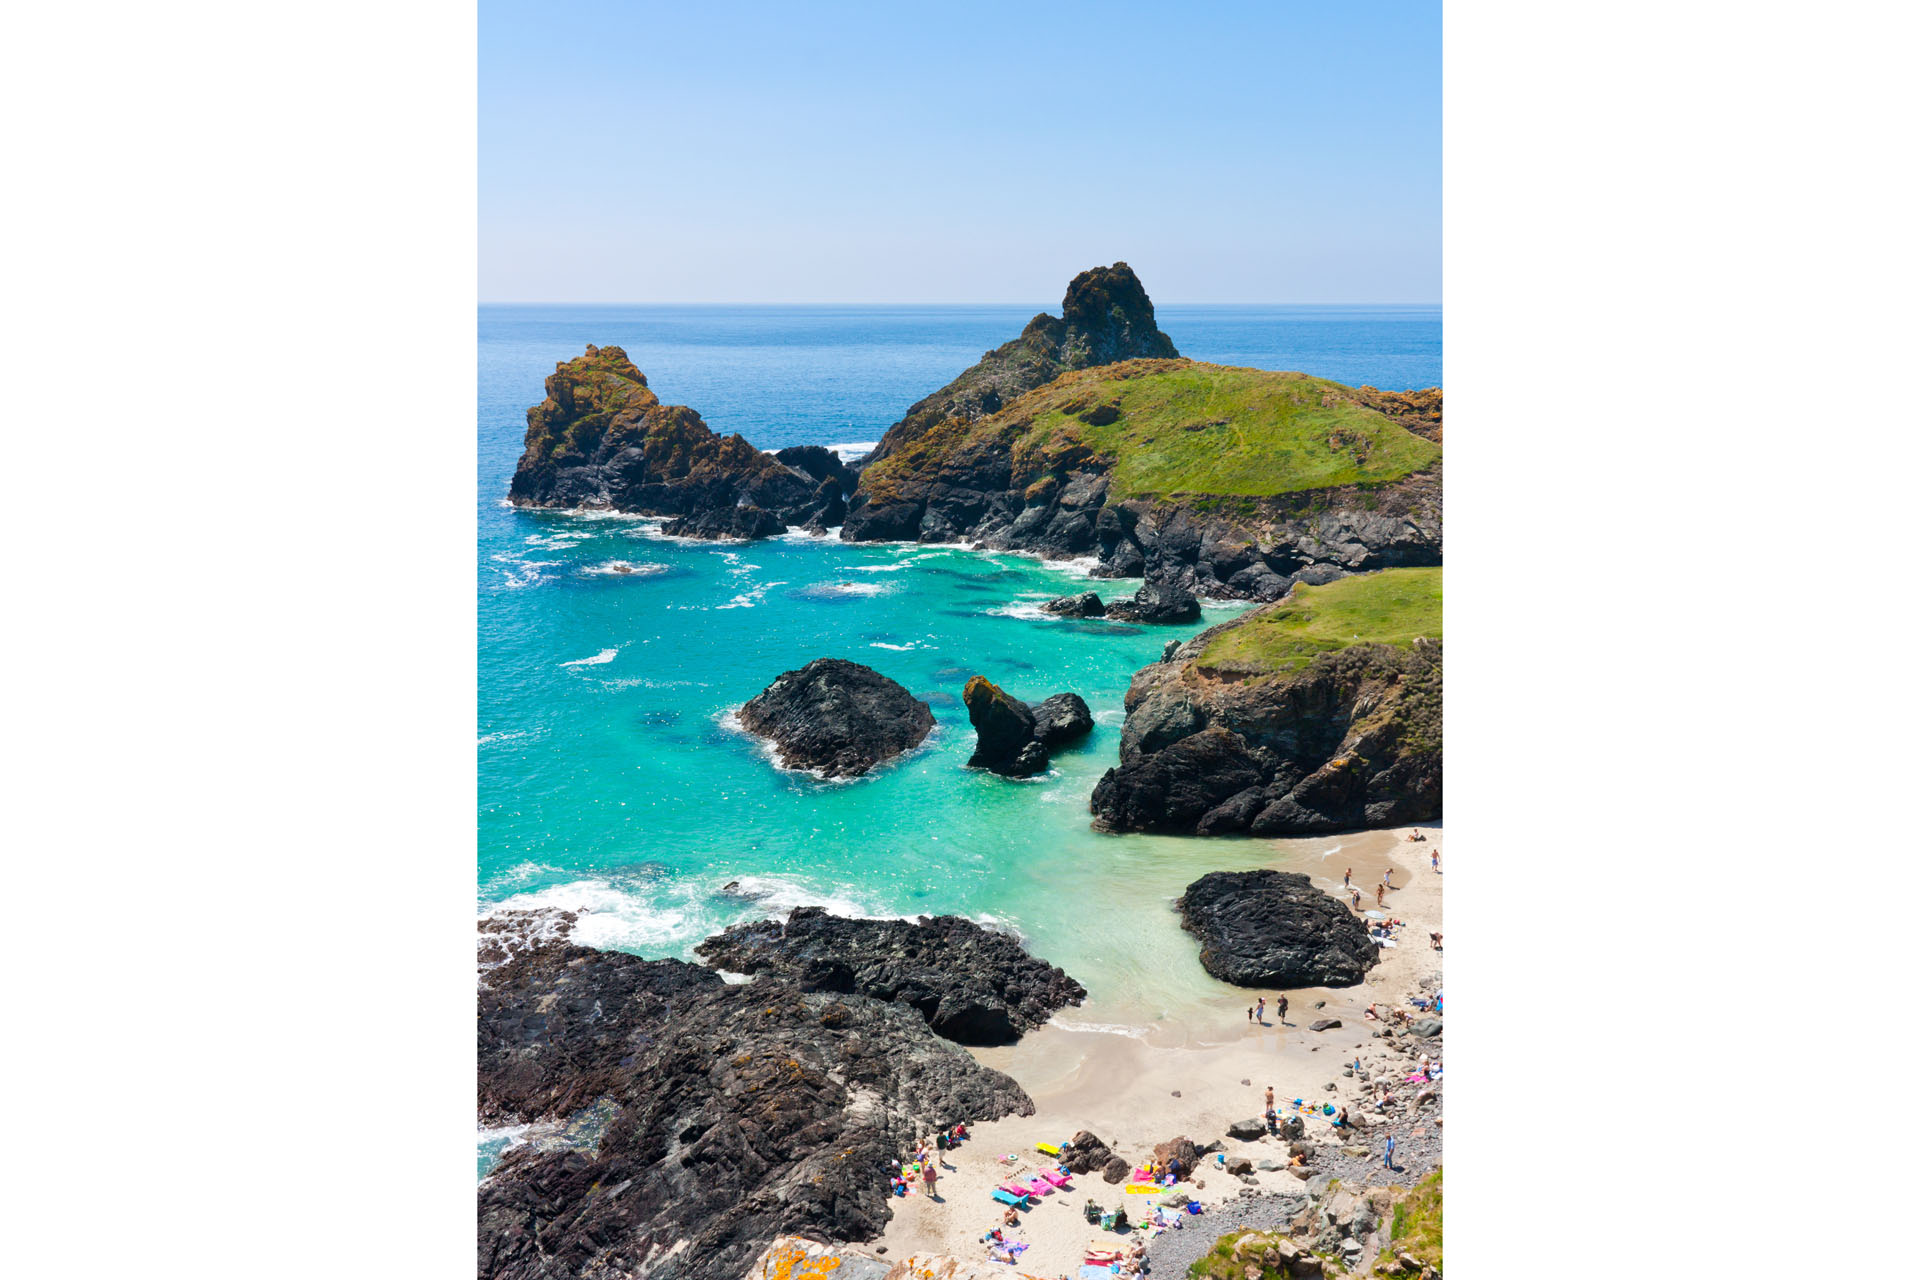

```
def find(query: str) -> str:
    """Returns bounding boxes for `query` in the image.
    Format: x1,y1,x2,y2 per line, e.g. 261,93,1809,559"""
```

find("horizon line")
476,299,1444,308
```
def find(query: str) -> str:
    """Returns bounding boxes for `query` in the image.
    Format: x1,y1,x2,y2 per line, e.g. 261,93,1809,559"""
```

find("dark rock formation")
1104,576,1202,624
962,676,1037,774
1062,1130,1116,1176
1040,591,1107,618
1091,615,1440,836
507,345,847,535
851,263,1177,479
693,907,1084,1046
478,915,1032,1280
963,678,1093,777
737,658,933,779
661,503,785,541
1175,871,1379,988
1031,693,1094,749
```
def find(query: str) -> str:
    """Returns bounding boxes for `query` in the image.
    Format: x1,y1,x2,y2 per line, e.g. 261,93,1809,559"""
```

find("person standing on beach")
1256,996,1266,1022
1248,1005,1254,1022
1265,1084,1275,1112
1277,993,1289,1023
1376,882,1386,906
1431,848,1440,872
922,1161,937,1198
1344,867,1351,888
1384,1134,1396,1170
1351,889,1362,910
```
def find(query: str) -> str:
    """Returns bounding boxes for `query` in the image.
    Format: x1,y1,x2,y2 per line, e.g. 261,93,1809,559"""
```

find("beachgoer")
1344,867,1352,888
1384,868,1394,888
935,1131,948,1151
1351,889,1362,909
1002,1205,1018,1226
1431,849,1440,872
1256,996,1266,1021
1265,1085,1275,1110
922,1162,937,1196
1277,993,1288,1022
1336,1105,1350,1128
1384,1134,1396,1169
1376,883,1386,906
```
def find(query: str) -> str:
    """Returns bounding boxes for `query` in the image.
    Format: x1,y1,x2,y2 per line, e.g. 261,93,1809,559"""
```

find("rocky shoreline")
477,908,1062,1279
1092,570,1442,837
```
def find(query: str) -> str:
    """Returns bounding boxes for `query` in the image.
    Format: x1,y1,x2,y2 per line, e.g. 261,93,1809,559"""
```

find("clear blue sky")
480,1,1439,303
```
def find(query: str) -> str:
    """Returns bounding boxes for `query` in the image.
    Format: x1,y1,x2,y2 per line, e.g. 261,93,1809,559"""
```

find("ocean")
476,303,1439,1058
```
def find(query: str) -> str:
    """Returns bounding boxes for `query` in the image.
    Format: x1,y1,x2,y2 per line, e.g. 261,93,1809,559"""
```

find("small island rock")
1040,591,1107,618
1105,576,1202,624
737,658,933,779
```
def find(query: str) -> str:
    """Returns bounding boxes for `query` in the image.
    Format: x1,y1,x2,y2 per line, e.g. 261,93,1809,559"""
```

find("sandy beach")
870,824,1443,1275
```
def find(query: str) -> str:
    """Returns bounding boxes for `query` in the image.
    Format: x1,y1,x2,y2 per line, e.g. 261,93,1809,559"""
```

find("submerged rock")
694,906,1085,1046
1175,870,1379,988
737,658,933,779
478,916,1032,1280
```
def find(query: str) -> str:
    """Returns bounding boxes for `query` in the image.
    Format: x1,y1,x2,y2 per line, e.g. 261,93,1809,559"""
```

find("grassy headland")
1196,567,1442,678
859,358,1440,505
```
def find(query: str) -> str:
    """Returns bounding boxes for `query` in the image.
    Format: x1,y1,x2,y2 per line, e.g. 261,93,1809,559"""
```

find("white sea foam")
1093,709,1125,726
825,441,878,462
492,550,562,589
582,560,669,577
1048,1017,1151,1041
869,641,919,651
716,580,785,610
559,648,619,667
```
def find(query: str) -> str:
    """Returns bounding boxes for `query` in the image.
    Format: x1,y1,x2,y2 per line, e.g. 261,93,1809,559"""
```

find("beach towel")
990,1188,1023,1206
1080,1268,1116,1280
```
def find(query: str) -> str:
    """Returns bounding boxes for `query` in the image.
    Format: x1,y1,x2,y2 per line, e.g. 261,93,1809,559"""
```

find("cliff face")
478,914,1033,1280
851,262,1178,475
845,353,1442,601
507,345,842,534
1090,570,1441,836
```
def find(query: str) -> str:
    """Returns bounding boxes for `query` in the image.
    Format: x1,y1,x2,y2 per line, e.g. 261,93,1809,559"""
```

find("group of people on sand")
889,1123,967,1201
1247,993,1289,1024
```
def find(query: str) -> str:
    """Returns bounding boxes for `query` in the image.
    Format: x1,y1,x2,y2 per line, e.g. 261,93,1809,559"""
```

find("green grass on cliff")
1389,1168,1443,1272
1197,567,1442,677
861,359,1439,504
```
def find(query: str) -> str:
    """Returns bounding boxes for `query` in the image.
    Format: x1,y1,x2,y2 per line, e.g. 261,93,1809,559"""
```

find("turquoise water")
477,305,1440,1024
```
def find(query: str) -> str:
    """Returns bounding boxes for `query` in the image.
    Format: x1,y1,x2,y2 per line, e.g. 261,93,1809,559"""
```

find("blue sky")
480,2,1439,303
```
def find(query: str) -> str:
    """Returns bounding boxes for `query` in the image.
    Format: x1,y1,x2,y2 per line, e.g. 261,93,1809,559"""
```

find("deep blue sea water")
476,303,1438,1022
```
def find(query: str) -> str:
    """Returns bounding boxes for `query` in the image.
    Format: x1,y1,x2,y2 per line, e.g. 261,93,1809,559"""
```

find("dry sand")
873,825,1444,1276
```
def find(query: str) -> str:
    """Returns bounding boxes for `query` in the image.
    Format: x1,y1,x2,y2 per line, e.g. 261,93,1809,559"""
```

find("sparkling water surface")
477,304,1440,1020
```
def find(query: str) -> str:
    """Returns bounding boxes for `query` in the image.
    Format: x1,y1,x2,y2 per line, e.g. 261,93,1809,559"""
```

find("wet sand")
874,825,1444,1273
